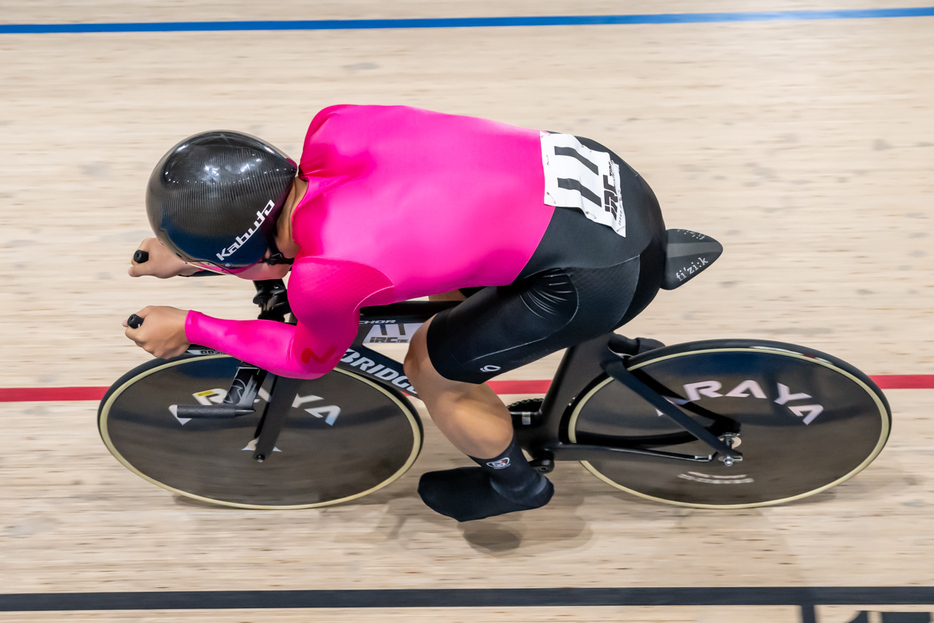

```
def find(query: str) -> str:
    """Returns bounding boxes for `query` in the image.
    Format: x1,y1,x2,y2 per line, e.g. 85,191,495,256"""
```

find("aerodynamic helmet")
145,130,298,270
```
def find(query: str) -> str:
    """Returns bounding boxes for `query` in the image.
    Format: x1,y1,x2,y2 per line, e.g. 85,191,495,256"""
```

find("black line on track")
801,602,818,623
0,587,933,612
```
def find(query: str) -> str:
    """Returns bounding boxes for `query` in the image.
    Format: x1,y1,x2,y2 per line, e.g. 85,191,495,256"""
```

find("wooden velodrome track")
1,1,933,621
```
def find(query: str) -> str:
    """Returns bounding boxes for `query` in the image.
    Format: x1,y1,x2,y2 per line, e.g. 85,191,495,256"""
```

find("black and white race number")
540,133,626,237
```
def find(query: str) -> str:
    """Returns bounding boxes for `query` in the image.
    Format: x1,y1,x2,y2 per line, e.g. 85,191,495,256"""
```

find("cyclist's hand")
124,306,191,359
129,238,199,278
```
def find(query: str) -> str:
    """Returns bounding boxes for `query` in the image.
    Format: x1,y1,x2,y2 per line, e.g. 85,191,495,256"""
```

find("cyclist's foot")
417,467,553,522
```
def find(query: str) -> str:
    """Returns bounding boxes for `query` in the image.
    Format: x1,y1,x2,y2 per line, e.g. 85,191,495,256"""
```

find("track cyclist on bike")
126,105,667,522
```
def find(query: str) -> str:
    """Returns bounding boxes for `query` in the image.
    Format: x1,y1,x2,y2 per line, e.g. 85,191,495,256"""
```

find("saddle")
660,229,723,290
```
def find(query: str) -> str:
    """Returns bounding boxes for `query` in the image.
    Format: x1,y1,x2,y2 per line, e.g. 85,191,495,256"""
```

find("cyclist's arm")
184,258,394,379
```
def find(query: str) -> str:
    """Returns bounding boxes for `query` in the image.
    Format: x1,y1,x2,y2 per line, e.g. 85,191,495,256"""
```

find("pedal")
529,457,555,474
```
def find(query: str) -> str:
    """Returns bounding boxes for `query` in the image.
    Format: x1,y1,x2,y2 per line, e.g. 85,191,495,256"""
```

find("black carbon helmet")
146,131,297,269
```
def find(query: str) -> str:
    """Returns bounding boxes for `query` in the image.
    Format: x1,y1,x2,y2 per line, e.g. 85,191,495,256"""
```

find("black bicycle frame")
342,300,740,467
177,280,740,467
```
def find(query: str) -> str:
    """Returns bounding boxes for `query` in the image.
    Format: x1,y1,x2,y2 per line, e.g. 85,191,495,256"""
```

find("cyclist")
126,105,666,522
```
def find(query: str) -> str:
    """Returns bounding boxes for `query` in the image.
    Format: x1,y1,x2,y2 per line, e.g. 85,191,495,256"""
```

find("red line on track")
0,375,931,403
870,375,934,390
0,387,108,403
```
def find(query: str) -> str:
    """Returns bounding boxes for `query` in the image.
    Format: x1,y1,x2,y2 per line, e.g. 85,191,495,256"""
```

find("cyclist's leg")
406,319,553,522
407,259,650,522
405,321,553,522
405,322,513,459
407,142,666,522
407,254,663,522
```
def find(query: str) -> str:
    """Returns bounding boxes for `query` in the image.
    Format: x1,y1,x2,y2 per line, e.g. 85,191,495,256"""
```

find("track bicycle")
99,230,891,509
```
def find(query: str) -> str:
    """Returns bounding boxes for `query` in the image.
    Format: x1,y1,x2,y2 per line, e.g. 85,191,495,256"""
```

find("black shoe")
417,466,554,522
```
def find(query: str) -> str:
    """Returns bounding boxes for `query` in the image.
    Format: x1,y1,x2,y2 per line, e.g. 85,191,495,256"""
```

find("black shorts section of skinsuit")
427,137,667,384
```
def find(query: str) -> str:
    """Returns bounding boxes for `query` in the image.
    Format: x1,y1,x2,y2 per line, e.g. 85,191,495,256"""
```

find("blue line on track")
2,7,933,34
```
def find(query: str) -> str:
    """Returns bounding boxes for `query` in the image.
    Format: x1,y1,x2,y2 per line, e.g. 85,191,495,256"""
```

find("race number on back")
540,133,626,237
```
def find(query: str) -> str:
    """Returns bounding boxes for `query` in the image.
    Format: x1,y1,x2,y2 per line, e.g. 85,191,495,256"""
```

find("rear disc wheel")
568,340,891,508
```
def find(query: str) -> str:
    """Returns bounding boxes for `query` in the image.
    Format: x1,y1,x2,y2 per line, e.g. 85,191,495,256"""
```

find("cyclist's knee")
405,317,472,400
403,319,432,387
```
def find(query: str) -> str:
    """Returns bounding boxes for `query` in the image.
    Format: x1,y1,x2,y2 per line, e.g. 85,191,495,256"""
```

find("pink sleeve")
185,257,394,379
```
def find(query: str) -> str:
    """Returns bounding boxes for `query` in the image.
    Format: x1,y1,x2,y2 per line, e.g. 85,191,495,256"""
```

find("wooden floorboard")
0,2,931,621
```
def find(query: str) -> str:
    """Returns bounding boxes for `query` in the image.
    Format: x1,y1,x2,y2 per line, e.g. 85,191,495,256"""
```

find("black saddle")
660,229,723,290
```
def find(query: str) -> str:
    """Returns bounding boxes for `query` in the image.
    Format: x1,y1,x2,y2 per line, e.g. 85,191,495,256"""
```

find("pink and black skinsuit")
186,105,666,383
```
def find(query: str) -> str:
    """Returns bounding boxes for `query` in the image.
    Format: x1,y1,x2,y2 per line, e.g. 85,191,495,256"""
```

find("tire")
567,339,891,508
99,354,423,509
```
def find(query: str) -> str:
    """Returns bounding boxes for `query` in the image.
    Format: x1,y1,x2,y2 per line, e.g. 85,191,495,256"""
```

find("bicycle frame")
180,280,740,467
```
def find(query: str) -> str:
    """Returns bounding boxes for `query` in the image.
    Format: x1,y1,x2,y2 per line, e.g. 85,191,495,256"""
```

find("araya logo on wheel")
292,394,341,426
171,387,271,426
177,388,343,427
681,379,824,424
